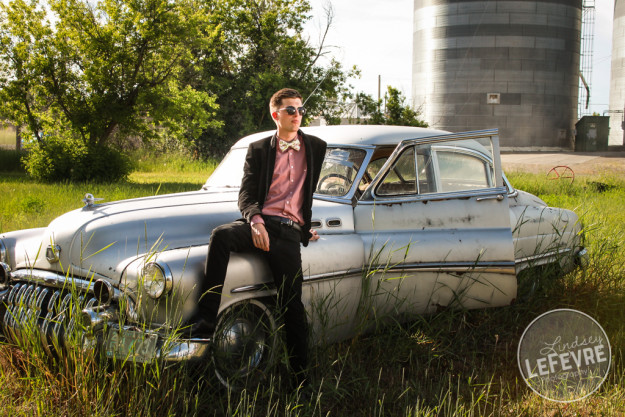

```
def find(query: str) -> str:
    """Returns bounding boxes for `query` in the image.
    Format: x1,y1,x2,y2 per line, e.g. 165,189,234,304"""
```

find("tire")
212,299,279,389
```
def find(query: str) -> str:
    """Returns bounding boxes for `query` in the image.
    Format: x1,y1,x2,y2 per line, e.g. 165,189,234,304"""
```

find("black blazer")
238,130,327,246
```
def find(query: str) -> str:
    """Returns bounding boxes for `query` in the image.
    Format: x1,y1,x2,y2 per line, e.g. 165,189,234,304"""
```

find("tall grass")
0,167,624,415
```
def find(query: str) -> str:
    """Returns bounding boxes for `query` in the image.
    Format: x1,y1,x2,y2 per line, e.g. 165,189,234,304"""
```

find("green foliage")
189,0,354,157
23,134,131,182
0,0,221,181
354,86,428,127
0,0,357,167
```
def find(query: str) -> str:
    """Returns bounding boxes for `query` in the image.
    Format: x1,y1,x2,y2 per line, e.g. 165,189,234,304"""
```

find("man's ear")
271,111,278,120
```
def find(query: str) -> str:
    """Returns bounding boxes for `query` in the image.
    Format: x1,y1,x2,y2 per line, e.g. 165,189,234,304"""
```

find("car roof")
231,125,452,149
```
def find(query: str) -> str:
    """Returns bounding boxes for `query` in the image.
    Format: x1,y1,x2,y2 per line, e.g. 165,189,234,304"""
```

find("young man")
187,88,327,383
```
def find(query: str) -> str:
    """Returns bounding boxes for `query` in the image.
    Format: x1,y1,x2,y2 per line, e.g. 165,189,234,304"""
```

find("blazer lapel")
264,134,278,202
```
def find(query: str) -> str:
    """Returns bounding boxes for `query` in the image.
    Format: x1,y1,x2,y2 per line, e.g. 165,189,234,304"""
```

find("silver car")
0,125,586,384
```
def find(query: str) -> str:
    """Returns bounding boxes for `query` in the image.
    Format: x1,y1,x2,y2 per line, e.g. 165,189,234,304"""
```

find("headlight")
142,262,173,299
0,239,6,263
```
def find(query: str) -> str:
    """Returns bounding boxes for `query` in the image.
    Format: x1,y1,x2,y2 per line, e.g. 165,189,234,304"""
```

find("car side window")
377,147,416,196
436,150,492,192
373,138,496,199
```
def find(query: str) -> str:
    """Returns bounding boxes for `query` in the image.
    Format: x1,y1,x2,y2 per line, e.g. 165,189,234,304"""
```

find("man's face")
273,97,303,136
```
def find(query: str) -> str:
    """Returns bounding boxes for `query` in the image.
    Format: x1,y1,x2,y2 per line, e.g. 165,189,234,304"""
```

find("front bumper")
0,268,211,363
575,247,589,269
82,307,211,362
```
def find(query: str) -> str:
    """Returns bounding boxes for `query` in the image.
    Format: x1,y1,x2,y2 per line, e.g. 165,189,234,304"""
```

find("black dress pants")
198,218,309,375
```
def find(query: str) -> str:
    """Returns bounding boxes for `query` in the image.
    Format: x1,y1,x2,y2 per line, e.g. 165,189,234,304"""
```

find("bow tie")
279,138,300,152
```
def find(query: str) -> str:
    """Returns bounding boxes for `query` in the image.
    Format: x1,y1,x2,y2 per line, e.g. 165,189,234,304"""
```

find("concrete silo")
412,0,582,149
610,0,625,146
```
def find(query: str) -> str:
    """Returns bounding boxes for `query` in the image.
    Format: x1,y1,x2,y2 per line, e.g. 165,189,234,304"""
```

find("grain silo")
609,0,625,146
412,0,582,149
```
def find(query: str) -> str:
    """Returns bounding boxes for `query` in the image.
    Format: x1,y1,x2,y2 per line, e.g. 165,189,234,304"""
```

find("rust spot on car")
460,215,475,223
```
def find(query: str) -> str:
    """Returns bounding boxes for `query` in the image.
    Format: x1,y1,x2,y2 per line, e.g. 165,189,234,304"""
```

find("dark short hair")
270,88,303,113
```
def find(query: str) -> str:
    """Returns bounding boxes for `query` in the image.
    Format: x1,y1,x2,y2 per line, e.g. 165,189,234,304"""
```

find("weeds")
0,170,623,415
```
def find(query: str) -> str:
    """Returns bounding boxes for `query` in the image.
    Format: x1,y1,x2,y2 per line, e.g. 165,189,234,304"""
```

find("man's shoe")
182,318,215,338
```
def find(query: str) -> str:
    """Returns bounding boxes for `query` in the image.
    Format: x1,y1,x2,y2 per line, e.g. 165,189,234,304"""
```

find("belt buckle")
282,217,293,227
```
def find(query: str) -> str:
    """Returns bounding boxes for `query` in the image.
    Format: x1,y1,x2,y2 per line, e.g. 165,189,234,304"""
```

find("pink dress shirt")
251,136,307,226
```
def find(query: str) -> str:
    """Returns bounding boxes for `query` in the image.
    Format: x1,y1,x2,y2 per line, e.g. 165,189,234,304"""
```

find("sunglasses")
278,106,306,116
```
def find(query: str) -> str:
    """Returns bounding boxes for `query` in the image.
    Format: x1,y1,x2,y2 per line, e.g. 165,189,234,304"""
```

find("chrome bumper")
82,306,212,362
575,247,589,269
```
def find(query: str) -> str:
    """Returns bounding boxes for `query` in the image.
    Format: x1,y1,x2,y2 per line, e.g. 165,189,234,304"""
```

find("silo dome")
412,0,582,149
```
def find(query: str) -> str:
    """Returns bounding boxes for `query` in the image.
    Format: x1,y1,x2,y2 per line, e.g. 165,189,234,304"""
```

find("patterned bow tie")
279,138,300,152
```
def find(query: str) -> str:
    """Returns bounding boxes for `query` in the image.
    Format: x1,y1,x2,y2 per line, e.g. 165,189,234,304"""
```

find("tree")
354,86,428,127
188,0,355,157
0,0,221,180
0,0,358,176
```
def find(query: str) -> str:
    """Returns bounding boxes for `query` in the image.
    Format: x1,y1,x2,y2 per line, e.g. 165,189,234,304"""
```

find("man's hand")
309,229,320,242
251,223,270,251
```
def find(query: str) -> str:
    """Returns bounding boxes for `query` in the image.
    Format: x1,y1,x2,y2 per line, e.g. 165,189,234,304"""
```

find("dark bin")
575,116,609,152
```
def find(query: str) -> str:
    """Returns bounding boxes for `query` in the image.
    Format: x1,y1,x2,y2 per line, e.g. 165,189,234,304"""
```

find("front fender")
120,246,275,327
0,228,47,270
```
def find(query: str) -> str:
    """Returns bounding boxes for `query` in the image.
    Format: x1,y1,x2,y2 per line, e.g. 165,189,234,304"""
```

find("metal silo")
609,0,625,146
412,0,582,149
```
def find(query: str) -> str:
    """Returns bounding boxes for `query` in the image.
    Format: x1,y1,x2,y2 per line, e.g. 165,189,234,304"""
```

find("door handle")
476,194,504,202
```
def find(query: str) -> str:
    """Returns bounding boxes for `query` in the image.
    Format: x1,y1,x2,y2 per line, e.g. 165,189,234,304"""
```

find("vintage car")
0,125,586,384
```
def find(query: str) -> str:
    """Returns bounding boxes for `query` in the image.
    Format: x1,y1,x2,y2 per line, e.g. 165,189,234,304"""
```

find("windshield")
204,146,368,197
203,148,247,189
315,147,367,197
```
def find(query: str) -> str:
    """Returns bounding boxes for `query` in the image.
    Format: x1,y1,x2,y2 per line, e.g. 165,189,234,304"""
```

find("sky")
304,0,614,116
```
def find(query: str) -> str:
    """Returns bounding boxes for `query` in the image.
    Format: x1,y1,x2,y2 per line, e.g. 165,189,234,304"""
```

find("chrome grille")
3,282,98,354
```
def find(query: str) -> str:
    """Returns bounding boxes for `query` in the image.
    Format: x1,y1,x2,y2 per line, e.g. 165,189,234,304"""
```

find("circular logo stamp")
517,309,611,402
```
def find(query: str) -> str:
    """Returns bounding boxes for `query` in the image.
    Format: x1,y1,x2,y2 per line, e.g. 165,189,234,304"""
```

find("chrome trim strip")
304,260,517,282
514,248,572,265
359,187,509,206
306,268,361,281
9,269,122,300
230,283,273,294
382,261,516,275
0,239,6,263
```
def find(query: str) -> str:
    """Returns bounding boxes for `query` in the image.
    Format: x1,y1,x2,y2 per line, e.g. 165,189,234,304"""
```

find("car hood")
27,187,241,280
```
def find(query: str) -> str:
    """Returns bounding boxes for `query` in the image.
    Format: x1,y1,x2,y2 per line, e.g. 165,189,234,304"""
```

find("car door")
353,130,516,320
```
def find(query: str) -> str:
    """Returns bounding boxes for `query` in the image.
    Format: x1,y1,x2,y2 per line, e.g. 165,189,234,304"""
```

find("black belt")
264,215,302,233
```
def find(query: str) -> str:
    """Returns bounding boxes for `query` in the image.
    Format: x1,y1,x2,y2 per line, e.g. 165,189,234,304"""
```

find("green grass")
0,150,214,233
0,165,624,416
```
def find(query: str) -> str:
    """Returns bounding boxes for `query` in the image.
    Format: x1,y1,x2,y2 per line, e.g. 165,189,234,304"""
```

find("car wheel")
212,299,279,389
